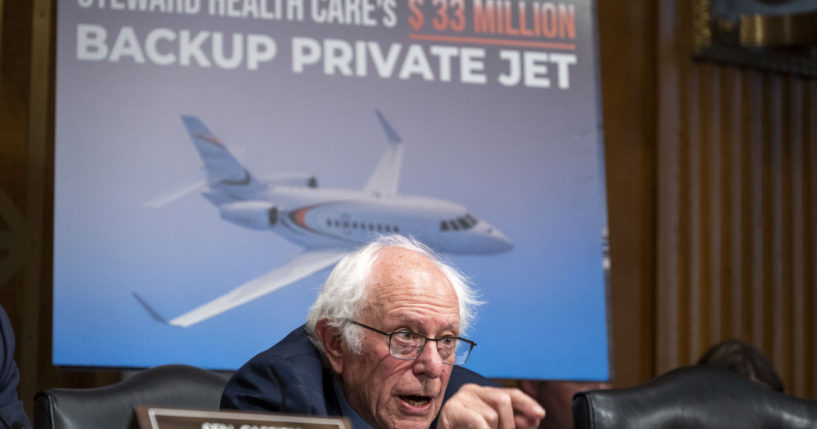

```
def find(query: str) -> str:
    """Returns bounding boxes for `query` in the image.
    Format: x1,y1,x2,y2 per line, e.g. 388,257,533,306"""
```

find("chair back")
34,364,228,429
572,365,817,429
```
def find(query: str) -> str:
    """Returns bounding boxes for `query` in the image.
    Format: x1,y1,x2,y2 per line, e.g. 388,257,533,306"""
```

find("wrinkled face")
334,247,460,429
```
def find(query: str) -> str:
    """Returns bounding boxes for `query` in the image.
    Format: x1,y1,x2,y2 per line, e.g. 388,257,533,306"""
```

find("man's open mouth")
400,395,431,407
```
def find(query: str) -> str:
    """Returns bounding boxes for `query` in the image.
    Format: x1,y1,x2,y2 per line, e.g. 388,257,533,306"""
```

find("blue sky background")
54,1,608,380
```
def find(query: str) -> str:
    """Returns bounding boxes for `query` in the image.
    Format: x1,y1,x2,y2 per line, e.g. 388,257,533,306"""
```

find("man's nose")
412,341,444,378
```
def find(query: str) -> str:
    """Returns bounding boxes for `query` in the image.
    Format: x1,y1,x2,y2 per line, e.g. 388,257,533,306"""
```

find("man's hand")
437,384,546,429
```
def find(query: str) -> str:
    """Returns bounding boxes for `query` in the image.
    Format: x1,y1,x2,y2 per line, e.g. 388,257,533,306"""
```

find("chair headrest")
572,365,817,429
34,364,228,429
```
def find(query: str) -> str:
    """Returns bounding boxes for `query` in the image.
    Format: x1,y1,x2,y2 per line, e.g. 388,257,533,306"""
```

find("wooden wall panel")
656,0,817,399
655,0,685,372
18,0,51,411
596,0,658,388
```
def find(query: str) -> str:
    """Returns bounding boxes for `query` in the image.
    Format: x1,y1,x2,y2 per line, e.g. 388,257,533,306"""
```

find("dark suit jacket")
221,325,498,421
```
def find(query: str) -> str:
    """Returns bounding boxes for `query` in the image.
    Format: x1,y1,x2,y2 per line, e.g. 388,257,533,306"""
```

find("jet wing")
145,249,347,327
363,110,404,197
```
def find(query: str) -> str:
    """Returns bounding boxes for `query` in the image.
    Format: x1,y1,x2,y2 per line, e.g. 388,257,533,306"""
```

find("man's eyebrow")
389,317,458,334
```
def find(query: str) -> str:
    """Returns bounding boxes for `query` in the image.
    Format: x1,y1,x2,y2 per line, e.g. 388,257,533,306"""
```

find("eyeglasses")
347,320,476,365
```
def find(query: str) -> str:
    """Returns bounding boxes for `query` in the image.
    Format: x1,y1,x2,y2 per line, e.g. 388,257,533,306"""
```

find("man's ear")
315,319,344,374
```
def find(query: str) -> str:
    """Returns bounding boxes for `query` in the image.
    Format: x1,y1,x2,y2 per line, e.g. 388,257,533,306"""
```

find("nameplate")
135,407,352,429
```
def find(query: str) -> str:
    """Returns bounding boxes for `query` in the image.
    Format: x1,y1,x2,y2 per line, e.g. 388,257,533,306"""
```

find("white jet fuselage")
256,186,511,254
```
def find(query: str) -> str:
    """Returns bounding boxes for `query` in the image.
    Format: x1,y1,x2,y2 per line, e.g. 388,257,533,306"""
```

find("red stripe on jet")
195,132,225,147
290,206,315,232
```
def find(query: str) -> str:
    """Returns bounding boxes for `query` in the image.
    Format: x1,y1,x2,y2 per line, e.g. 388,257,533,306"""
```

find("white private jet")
138,111,512,327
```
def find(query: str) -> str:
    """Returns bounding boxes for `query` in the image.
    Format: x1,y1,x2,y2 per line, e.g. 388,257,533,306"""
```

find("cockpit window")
441,214,480,231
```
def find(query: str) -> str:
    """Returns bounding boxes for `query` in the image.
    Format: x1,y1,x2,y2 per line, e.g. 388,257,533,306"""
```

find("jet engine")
218,201,278,230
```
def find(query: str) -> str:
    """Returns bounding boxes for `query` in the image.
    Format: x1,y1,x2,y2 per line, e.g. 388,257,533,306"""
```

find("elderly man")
221,235,544,429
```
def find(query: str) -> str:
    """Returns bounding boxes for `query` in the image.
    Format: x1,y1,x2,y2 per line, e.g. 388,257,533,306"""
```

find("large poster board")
54,0,608,380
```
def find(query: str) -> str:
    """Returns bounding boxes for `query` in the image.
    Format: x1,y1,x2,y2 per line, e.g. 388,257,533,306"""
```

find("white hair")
305,235,481,355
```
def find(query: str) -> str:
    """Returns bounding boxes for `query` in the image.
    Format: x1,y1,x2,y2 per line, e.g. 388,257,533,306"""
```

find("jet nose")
488,227,513,252
474,222,513,253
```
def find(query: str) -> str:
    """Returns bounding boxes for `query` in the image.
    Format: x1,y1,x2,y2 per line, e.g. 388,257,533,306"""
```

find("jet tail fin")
363,110,404,197
376,109,401,144
182,116,267,199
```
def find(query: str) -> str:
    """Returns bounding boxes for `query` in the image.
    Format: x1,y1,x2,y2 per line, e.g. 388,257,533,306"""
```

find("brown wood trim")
19,0,52,415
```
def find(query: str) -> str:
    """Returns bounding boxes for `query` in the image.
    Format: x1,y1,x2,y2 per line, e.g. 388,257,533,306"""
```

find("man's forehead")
365,246,458,307
363,247,460,335
367,250,442,292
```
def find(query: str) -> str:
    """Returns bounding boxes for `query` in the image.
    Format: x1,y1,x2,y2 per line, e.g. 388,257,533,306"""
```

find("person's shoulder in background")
0,305,32,429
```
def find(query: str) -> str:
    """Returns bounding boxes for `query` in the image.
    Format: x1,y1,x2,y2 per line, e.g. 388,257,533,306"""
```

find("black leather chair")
34,364,228,429
573,365,817,429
